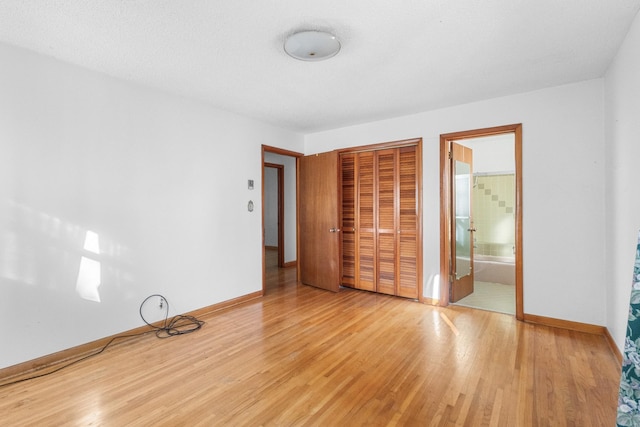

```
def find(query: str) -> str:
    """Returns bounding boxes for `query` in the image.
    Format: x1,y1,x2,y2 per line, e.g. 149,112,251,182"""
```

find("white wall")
460,134,515,174
264,152,297,264
264,167,278,247
604,11,640,351
0,42,303,369
306,79,606,326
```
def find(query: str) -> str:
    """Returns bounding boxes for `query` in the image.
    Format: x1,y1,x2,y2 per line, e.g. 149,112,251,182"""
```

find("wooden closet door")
376,149,397,296
357,151,376,291
339,141,421,299
397,146,418,298
340,153,356,287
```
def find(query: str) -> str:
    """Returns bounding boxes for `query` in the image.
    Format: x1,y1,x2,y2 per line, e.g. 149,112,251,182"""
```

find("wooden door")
376,149,397,295
356,151,376,291
450,142,474,302
397,146,419,299
299,152,340,292
340,153,356,287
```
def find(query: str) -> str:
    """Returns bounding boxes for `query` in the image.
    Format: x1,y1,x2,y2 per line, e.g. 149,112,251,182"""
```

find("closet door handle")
329,228,341,233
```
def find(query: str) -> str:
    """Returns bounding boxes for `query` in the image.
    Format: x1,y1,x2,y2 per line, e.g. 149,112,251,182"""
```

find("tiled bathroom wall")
472,173,515,258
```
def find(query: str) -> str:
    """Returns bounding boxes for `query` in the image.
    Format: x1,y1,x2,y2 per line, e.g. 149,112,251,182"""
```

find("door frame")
261,145,303,295
439,124,523,320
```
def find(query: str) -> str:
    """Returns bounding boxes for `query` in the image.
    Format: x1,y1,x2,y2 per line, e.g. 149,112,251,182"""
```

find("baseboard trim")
604,327,623,367
523,313,605,335
283,260,297,268
523,313,624,366
0,290,263,382
422,297,439,306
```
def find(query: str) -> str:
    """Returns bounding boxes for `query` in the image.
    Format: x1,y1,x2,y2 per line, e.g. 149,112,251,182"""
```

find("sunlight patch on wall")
76,230,101,302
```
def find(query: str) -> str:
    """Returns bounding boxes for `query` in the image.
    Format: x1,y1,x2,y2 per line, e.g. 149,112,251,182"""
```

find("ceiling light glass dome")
284,30,341,61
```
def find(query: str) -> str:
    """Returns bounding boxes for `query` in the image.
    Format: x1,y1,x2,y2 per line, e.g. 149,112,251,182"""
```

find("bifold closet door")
339,145,418,298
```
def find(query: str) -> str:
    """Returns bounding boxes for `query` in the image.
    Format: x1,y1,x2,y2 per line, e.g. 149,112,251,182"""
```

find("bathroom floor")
454,281,515,315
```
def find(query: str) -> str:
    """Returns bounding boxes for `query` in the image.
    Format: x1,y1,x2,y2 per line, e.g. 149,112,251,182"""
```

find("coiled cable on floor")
139,294,205,338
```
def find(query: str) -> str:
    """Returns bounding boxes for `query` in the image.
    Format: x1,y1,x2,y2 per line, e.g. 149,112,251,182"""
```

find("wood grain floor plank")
0,252,621,425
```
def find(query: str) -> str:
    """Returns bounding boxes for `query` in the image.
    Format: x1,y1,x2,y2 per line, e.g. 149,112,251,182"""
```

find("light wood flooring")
0,249,621,426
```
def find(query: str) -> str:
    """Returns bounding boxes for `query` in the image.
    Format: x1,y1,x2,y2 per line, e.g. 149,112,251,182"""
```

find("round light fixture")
284,30,341,61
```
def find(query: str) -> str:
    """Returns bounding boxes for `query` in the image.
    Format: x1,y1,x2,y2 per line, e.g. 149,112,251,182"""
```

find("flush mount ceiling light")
284,30,341,61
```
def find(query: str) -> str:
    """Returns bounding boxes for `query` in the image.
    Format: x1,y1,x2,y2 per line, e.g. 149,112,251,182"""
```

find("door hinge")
448,151,452,160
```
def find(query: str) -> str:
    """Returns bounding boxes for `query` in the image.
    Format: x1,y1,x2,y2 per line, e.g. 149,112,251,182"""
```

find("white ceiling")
1,1,639,133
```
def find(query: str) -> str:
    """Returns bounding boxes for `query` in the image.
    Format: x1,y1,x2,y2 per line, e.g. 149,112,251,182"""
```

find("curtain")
617,231,640,426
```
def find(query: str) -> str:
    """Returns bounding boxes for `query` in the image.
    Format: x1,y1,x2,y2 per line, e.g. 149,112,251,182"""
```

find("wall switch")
248,179,254,190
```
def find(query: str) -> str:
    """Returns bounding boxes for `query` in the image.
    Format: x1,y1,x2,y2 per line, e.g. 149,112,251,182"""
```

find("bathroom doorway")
440,124,523,319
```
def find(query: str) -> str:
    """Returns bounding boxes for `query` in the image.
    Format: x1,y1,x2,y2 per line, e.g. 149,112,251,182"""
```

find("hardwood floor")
1,254,620,425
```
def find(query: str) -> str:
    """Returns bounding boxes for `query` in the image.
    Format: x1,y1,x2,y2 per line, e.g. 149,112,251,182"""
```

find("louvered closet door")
357,152,376,291
376,149,397,296
340,143,419,298
397,146,418,298
340,153,356,287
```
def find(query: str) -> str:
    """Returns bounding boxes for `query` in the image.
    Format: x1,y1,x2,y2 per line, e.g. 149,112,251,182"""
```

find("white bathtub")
474,255,515,286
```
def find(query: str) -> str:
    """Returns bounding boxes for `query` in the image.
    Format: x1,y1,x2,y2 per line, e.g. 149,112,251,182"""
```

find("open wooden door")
299,151,340,292
450,142,475,302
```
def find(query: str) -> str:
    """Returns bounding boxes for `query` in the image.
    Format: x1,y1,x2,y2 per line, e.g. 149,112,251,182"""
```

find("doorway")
440,124,523,320
262,145,303,294
264,163,284,268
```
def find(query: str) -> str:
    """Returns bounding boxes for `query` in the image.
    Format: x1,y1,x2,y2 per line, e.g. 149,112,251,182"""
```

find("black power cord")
0,294,204,389
139,294,205,338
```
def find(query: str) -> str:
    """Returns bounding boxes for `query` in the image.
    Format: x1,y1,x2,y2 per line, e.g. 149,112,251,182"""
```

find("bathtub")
474,255,515,286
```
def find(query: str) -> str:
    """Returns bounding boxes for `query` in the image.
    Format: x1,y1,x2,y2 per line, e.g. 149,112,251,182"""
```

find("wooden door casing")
439,124,522,320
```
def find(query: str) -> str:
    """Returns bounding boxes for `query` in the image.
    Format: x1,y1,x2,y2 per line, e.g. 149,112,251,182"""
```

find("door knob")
467,227,477,232
329,228,341,233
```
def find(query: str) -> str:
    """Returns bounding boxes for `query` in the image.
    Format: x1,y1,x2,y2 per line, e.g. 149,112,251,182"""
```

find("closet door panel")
377,150,396,231
357,152,376,291
398,235,418,298
377,233,396,295
340,154,356,287
377,150,397,295
358,233,375,291
398,146,418,298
